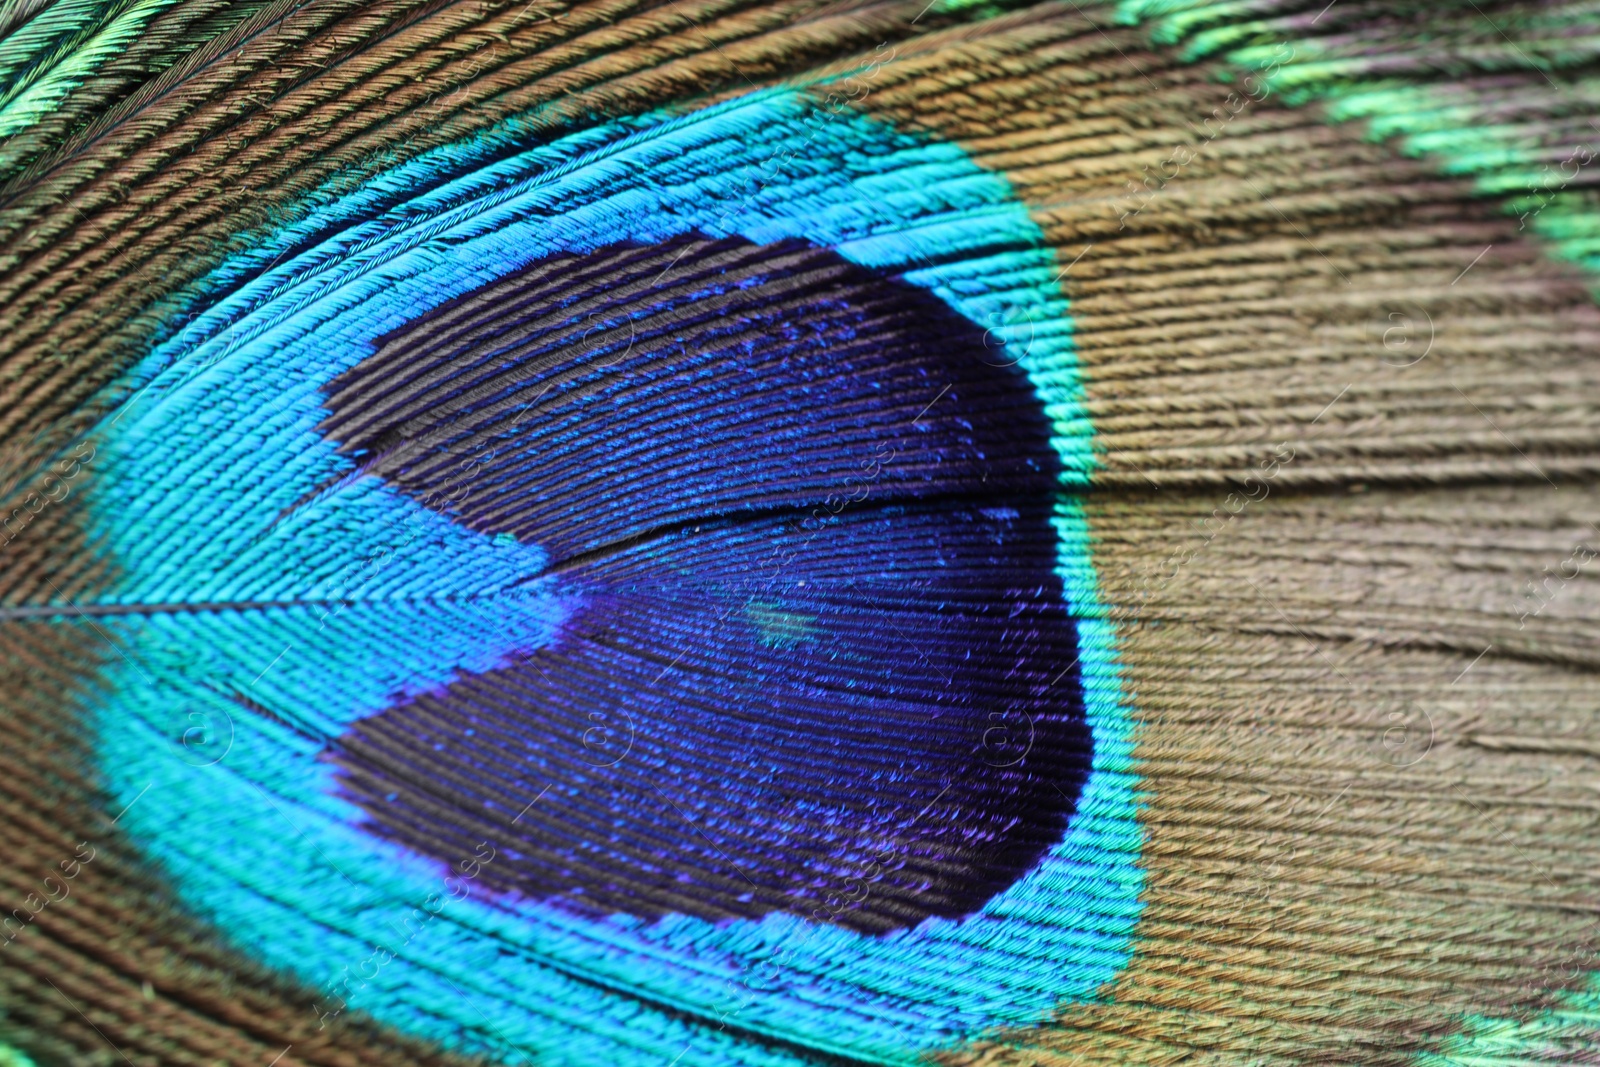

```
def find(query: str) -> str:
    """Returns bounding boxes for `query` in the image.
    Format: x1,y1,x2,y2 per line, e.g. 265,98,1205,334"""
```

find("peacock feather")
0,2,1597,1065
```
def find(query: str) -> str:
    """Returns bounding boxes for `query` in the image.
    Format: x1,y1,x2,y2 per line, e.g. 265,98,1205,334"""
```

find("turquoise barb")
85,87,1142,1065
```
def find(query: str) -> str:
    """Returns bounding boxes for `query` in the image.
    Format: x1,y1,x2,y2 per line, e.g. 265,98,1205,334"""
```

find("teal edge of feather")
0,0,184,139
1115,0,1600,286
0,1041,39,1067
80,85,1143,1066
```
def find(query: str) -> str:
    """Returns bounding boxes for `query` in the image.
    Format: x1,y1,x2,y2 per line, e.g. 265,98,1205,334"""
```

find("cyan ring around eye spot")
85,85,1142,1066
